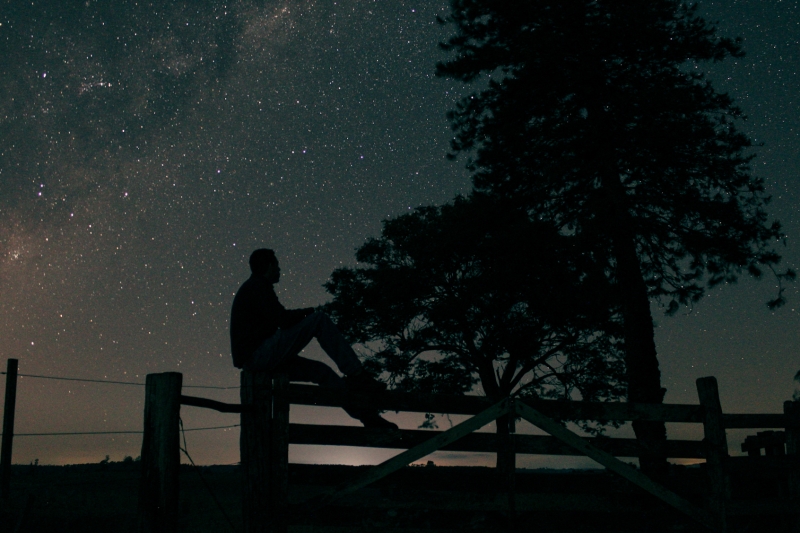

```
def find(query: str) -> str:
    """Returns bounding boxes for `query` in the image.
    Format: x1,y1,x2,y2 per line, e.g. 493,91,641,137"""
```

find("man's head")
249,248,280,283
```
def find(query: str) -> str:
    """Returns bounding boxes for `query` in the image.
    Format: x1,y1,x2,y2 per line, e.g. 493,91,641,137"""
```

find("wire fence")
5,425,241,437
1,361,242,530
1,371,239,389
0,367,241,439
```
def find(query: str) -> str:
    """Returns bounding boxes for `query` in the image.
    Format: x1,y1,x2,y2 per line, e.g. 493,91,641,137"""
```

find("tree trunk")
613,232,669,477
478,361,516,472
606,179,669,478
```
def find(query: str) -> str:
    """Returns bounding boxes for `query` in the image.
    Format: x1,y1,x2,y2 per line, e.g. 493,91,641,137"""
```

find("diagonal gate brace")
515,400,721,532
295,397,510,515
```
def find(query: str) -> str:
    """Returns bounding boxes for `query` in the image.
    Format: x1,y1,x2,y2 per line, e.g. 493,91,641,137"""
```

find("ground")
2,461,797,532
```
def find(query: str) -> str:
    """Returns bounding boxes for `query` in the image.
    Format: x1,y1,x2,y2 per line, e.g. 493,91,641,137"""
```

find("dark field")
3,461,797,532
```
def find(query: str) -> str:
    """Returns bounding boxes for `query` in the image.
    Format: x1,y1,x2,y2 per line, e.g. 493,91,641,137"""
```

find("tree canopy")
323,196,625,430
437,0,792,310
436,0,793,474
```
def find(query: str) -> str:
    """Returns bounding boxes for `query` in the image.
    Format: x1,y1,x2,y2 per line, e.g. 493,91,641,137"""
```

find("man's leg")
296,312,388,392
265,312,386,392
248,312,353,373
280,356,397,429
291,312,363,375
252,312,362,376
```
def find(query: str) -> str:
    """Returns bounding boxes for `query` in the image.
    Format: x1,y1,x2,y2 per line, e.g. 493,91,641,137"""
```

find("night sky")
2,1,799,468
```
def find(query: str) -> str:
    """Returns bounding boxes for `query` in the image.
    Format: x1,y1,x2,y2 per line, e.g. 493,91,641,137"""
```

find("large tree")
323,195,625,469
437,0,793,474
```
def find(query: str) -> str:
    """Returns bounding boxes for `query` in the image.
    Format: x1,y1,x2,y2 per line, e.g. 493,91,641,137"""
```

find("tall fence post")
137,372,182,533
784,400,800,496
1,358,19,501
500,399,516,517
270,373,290,533
696,376,729,532
241,370,273,533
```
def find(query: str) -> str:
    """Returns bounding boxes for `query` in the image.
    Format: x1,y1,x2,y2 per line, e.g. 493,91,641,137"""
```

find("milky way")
1,1,799,467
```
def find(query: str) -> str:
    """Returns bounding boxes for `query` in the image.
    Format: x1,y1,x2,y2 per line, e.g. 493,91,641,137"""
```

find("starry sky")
1,1,799,468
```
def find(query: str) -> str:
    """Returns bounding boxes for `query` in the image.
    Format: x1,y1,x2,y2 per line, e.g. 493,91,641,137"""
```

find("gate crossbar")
515,400,719,532
297,397,510,515
295,396,719,532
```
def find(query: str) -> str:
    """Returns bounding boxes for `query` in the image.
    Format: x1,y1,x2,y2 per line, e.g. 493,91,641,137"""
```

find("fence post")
505,399,517,517
241,370,273,533
784,400,800,496
137,372,182,533
271,373,290,533
696,376,729,532
1,358,19,501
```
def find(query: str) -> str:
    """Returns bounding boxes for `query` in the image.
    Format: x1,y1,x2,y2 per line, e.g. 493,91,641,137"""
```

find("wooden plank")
240,370,272,533
288,384,702,422
1,358,18,501
534,400,704,423
187,386,787,427
696,377,729,532
722,413,791,429
297,398,510,514
287,424,706,458
180,394,244,413
137,372,182,533
515,400,719,532
271,374,290,533
289,384,495,415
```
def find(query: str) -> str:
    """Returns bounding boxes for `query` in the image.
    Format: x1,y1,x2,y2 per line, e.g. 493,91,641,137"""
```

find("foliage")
436,0,794,311
435,1,794,473
324,195,625,432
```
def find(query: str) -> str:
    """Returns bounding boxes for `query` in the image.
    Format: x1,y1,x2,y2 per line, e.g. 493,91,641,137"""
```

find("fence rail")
285,422,708,458
288,383,800,429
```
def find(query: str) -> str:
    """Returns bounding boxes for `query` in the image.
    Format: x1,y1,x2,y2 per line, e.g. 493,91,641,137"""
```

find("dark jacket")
230,274,313,368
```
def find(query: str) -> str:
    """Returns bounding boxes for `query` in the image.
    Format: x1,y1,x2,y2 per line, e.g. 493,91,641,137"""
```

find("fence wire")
1,366,241,442
1,371,239,389
1,424,241,438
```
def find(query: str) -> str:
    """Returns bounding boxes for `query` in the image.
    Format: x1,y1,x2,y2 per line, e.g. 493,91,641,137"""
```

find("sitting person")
230,248,397,429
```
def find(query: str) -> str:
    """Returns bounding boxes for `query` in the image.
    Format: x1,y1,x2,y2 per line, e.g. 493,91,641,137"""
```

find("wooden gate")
137,372,800,533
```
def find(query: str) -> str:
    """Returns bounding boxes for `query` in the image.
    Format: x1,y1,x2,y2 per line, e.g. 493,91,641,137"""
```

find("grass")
2,461,797,532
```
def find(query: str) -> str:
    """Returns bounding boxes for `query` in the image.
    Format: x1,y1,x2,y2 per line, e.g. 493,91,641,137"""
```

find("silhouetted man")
231,248,397,428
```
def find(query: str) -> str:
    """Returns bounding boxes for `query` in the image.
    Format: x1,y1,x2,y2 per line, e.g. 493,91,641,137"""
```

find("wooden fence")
136,371,800,533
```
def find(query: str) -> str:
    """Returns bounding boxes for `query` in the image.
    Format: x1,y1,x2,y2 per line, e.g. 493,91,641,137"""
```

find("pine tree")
437,0,793,474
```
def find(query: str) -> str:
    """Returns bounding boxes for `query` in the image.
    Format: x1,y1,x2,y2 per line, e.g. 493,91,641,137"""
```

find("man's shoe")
345,370,387,392
357,412,399,429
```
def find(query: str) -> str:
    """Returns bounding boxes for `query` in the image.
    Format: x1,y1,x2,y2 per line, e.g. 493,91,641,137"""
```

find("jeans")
244,311,373,420
246,311,363,378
